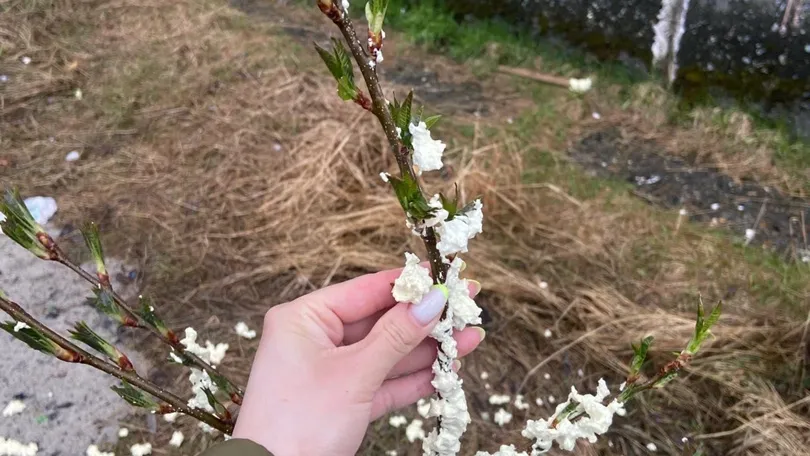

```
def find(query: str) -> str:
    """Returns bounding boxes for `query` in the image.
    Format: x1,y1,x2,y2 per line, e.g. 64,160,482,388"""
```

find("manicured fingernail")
472,327,486,342
459,260,467,271
410,285,448,325
452,360,462,371
468,280,482,297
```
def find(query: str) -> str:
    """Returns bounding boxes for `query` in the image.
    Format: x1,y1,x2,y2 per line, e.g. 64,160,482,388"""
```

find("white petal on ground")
388,415,408,428
405,419,425,442
493,408,513,426
234,321,257,339
169,431,185,448
2,400,25,417
86,445,114,456
488,394,511,405
163,412,179,423
129,443,152,456
117,428,129,438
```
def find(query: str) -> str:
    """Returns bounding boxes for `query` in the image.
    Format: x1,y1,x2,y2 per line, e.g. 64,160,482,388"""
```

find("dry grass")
2,1,810,455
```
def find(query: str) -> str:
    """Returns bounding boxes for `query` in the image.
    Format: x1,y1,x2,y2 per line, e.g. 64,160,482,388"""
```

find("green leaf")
88,288,132,327
439,185,460,220
686,298,722,354
81,222,108,282
386,174,434,220
337,75,358,101
1,320,77,362
423,114,442,129
314,43,341,81
69,321,132,370
365,0,389,35
630,335,654,375
0,188,52,259
396,91,413,132
332,38,354,84
201,387,229,419
111,382,161,411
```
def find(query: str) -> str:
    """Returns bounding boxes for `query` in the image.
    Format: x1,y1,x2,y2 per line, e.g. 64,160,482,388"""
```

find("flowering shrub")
0,1,720,455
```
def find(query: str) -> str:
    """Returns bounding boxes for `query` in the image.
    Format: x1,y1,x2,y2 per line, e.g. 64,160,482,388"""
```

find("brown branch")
54,249,244,401
0,295,233,433
325,6,448,283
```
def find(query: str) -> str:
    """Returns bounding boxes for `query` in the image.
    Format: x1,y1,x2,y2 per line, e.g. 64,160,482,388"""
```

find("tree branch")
53,248,244,402
0,295,233,433
327,7,448,283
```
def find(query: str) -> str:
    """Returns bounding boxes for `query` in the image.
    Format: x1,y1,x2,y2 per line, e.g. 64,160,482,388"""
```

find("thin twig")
0,295,232,433
54,250,244,400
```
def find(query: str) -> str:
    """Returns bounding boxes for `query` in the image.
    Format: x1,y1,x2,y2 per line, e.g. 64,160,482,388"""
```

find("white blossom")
409,121,445,175
424,195,449,229
406,419,425,442
535,398,544,406
180,327,228,366
163,412,179,423
87,445,114,456
2,400,25,417
234,321,256,339
129,443,152,456
21,56,31,65
392,253,433,304
745,229,756,241
568,78,592,94
118,428,129,438
488,394,511,405
188,369,218,412
444,257,482,330
13,322,29,332
646,442,658,452
169,431,185,448
547,395,556,404
521,379,625,453
341,0,349,11
494,408,513,426
436,200,484,257
0,437,37,456
389,415,408,428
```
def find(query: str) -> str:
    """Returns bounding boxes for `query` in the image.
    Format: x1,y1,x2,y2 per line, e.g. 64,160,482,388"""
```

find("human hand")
232,267,484,456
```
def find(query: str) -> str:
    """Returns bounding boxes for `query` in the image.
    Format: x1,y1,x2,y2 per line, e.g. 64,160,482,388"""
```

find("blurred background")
1,0,809,455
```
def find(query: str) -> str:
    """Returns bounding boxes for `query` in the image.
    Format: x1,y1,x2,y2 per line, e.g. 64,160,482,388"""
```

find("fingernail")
468,280,482,297
472,327,486,342
410,285,448,325
452,360,462,371
460,260,467,271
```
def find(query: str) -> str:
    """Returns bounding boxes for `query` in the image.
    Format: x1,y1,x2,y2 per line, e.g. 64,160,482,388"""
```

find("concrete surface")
0,235,148,455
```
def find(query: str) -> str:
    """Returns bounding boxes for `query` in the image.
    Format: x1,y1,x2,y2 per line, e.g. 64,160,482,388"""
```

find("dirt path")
0,236,146,455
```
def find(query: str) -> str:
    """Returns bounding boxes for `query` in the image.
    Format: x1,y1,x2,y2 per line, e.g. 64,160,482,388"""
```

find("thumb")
358,285,448,383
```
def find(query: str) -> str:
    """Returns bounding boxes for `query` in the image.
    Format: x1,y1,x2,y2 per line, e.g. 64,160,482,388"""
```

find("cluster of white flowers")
0,437,37,456
521,379,625,454
2,400,25,417
187,368,218,412
436,201,484,258
180,327,228,366
408,122,446,175
392,253,434,304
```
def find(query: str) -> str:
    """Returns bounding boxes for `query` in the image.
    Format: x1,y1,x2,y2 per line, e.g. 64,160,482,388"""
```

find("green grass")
385,0,644,86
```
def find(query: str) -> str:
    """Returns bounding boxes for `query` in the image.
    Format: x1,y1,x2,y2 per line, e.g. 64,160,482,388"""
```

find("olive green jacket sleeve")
199,439,273,456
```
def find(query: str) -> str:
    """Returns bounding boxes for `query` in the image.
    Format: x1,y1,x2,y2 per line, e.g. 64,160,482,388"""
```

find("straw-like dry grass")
2,1,809,455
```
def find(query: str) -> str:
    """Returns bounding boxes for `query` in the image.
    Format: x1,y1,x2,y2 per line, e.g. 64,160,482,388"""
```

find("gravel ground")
0,235,147,456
